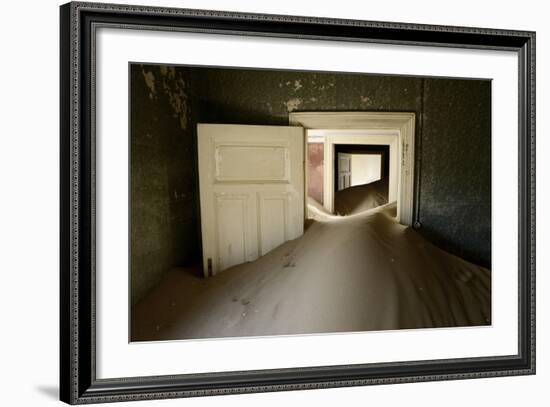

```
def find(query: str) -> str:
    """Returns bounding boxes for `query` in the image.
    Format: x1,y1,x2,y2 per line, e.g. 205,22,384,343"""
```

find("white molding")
290,112,415,225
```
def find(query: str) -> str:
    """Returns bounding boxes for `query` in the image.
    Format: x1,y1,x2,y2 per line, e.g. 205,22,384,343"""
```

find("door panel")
215,144,290,182
258,193,290,256
337,153,352,191
198,124,304,277
215,194,250,271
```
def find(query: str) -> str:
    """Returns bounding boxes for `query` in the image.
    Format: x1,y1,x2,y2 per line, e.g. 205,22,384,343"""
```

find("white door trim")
290,112,415,226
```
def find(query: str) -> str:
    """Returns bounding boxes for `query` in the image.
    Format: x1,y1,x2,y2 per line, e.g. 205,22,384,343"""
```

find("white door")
198,124,304,277
337,153,352,191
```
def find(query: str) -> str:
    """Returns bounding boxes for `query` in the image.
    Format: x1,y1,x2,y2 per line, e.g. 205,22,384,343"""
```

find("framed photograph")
60,1,535,404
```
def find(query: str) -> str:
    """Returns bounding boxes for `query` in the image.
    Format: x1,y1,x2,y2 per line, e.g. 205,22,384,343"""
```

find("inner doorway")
305,128,398,216
334,144,390,216
290,111,416,225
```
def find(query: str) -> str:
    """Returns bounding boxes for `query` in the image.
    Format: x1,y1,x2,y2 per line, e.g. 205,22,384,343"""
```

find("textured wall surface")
130,64,492,304
195,68,422,126
130,65,200,306
419,78,492,267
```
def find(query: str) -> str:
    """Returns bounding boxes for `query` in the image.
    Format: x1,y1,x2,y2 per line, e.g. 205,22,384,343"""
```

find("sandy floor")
131,204,491,342
334,178,389,215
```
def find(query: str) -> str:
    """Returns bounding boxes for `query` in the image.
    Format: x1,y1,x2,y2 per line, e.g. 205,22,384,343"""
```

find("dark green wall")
130,64,491,305
130,65,200,306
419,79,491,267
196,69,422,125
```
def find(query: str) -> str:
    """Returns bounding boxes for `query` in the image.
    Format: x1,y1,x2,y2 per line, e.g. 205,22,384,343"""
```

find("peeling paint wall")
130,65,199,306
130,65,491,305
194,68,420,125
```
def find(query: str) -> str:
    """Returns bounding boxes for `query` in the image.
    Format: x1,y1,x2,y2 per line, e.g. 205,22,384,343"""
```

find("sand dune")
334,178,389,215
132,204,491,341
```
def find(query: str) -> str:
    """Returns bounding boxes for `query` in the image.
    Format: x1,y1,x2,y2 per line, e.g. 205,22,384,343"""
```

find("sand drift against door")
130,63,491,342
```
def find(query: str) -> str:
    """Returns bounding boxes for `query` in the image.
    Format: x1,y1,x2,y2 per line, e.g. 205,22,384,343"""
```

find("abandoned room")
130,64,491,341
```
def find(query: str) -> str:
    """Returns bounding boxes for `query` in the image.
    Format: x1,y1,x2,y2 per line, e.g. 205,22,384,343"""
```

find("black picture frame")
60,1,536,404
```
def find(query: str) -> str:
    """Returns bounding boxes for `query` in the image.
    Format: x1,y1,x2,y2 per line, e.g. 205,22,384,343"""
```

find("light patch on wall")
293,80,303,91
159,66,189,130
139,65,189,129
141,68,156,97
285,98,302,112
360,95,372,105
159,65,176,79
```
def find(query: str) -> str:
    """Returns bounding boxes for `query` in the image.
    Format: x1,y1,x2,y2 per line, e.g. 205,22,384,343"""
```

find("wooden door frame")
289,112,415,225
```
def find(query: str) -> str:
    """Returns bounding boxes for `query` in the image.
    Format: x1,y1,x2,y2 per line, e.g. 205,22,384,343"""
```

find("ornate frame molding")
60,2,535,404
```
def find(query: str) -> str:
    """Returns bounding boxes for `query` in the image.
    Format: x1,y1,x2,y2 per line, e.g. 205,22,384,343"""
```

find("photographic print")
60,3,535,403
129,64,492,342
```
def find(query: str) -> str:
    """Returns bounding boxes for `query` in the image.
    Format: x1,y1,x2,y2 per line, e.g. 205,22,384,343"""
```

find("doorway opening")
290,111,415,225
334,144,390,216
195,113,415,277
